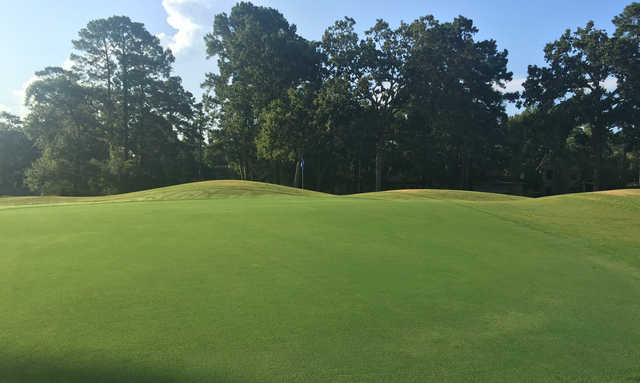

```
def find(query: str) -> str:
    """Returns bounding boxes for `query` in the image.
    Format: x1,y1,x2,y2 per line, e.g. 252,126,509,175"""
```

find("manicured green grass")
0,180,327,209
1,182,639,382
351,188,527,201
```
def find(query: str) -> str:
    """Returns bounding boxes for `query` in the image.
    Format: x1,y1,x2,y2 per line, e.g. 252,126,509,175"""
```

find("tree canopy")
2,2,640,196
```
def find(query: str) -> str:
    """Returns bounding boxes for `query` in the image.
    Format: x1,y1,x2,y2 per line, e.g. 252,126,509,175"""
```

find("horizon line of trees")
1,2,640,197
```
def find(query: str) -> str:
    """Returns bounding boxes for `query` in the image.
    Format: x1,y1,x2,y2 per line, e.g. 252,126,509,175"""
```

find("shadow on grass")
0,354,248,383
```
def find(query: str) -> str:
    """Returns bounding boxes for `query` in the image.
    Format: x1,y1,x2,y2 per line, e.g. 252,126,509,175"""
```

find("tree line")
1,2,639,196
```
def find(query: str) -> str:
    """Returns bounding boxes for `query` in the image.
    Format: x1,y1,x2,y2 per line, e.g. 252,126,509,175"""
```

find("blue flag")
301,158,305,169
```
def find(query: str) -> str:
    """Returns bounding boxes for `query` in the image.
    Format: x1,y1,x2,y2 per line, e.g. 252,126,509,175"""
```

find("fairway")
1,181,640,382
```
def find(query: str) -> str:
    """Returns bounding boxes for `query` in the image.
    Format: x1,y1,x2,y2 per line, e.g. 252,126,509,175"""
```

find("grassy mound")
0,180,327,209
352,188,527,201
1,183,639,382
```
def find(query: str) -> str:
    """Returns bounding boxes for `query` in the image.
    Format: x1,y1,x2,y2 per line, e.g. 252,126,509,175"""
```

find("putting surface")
1,182,640,382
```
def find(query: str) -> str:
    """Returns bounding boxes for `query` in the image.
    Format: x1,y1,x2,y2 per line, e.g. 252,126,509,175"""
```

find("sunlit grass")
1,182,639,382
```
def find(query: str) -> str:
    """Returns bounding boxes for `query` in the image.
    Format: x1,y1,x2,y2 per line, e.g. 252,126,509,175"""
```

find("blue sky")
0,0,632,116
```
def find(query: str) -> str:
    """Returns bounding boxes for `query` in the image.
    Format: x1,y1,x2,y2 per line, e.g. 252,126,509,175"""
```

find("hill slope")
351,188,527,201
1,182,639,382
0,180,327,209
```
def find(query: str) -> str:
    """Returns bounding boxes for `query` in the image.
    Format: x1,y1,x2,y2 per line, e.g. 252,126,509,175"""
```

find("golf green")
1,182,639,382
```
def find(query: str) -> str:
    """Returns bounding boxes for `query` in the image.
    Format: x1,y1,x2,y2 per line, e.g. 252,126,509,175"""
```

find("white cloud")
161,0,205,55
600,76,617,91
62,58,74,70
156,32,168,45
8,58,75,117
494,77,617,95
13,75,40,99
494,78,526,94
11,75,39,117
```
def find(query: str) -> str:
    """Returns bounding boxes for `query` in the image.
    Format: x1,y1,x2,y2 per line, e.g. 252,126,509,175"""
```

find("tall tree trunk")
271,160,278,184
458,149,465,189
293,161,301,188
619,148,626,188
197,143,203,181
592,126,603,191
316,162,328,191
423,134,429,189
357,157,361,194
351,160,359,194
375,146,383,192
119,33,131,164
356,141,363,194
464,154,472,190
122,86,129,161
277,161,282,185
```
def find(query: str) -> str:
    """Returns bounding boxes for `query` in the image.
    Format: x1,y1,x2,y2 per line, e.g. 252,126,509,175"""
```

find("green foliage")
23,68,107,195
400,15,513,189
257,87,313,164
612,3,640,185
0,112,38,195
523,21,617,190
204,6,517,193
203,2,320,181
20,16,204,196
7,2,640,197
